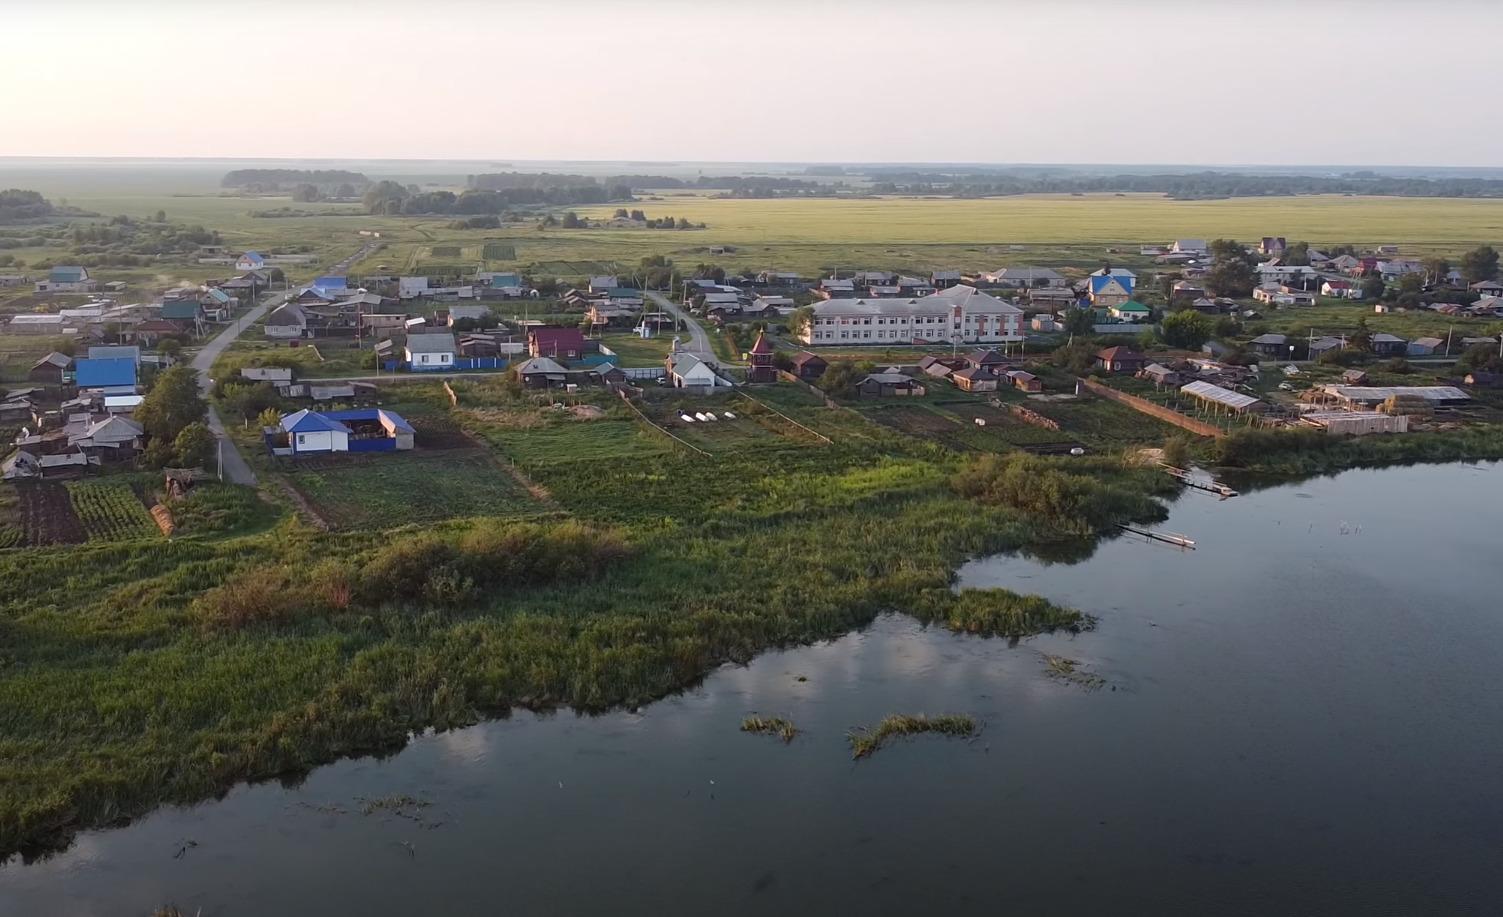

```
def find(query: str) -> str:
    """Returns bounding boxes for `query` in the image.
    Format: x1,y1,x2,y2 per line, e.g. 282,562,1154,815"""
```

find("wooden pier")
1117,524,1197,549
1159,464,1239,499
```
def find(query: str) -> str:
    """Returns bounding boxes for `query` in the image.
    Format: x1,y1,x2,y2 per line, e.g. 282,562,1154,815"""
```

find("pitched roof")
281,409,351,435
265,303,307,326
32,352,72,369
406,332,457,354
160,300,202,320
750,330,773,355
73,358,137,388
791,350,826,367
529,327,585,351
1096,346,1144,361
1113,300,1150,313
48,266,88,283
515,356,569,375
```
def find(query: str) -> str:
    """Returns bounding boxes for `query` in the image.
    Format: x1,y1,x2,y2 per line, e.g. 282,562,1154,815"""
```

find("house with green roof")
1108,300,1152,323
34,266,96,294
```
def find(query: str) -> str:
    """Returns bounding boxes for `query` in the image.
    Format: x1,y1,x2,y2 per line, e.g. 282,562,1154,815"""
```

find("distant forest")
0,189,55,223
861,170,1503,200
221,169,371,191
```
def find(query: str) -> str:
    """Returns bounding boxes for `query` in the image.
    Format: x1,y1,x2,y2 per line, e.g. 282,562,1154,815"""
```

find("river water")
5,462,1503,916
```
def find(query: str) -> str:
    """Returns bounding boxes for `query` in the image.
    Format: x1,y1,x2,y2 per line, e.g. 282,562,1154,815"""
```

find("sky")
3,0,1501,167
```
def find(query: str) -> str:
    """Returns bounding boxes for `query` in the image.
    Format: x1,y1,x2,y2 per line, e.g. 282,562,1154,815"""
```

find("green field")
285,450,543,529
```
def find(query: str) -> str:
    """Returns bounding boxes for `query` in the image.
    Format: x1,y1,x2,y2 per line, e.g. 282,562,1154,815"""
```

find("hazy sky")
4,0,1500,166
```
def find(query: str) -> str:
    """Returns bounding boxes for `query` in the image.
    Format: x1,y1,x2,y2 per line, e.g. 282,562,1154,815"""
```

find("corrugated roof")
406,332,457,354
74,358,137,388
281,409,352,434
1182,380,1261,411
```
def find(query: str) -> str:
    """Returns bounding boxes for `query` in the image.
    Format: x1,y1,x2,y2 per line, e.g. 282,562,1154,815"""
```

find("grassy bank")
0,380,1182,858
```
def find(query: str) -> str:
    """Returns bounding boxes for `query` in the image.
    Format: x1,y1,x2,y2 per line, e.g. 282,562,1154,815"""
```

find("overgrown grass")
847,714,977,760
741,715,798,743
914,587,1093,637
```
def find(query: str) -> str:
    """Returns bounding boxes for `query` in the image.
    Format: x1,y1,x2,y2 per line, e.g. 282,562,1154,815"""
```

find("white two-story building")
800,284,1024,347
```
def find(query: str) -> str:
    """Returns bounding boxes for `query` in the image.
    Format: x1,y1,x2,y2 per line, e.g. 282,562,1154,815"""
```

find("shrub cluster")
194,521,629,628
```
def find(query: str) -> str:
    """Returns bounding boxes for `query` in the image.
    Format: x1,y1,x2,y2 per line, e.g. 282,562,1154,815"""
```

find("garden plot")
283,450,545,530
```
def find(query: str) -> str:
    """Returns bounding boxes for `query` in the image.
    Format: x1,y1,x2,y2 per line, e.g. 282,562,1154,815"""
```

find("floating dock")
1117,524,1196,549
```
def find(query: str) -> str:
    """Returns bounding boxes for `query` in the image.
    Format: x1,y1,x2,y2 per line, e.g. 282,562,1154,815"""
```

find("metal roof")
1181,380,1262,411
74,358,138,389
406,332,457,354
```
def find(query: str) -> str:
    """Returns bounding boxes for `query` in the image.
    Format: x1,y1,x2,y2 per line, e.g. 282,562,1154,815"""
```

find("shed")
1181,380,1265,414
29,352,73,383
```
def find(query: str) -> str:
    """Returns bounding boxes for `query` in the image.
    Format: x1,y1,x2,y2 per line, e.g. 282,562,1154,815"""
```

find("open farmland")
283,450,544,529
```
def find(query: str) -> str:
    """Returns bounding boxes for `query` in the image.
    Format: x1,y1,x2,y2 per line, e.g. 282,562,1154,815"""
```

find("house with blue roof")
35,265,96,294
236,251,267,271
74,358,139,395
1087,269,1137,307
276,408,415,455
312,275,351,297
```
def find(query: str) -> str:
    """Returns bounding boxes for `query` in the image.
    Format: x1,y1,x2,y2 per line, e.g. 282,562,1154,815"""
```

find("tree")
1159,310,1213,349
818,360,864,397
220,381,282,424
292,184,320,203
157,338,182,361
172,422,217,469
362,180,409,215
1361,274,1386,301
613,208,629,219
787,305,814,340
256,407,283,431
1421,257,1451,286
561,211,581,228
135,365,206,442
1461,245,1500,283
1207,259,1255,298
1397,272,1423,296
335,183,357,198
1349,318,1373,353
1283,241,1311,266
1208,239,1255,266
1063,307,1096,336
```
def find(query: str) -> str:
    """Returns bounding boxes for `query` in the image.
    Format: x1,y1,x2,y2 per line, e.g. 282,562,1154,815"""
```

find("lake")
5,462,1503,915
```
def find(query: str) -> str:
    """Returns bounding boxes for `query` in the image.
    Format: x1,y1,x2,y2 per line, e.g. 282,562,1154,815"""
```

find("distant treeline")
221,169,371,190
863,170,1503,200
465,172,632,204
0,189,56,223
467,171,833,199
365,179,629,215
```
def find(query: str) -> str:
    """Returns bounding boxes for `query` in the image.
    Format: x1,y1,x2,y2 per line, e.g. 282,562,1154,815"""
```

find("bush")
193,566,322,628
951,453,1163,536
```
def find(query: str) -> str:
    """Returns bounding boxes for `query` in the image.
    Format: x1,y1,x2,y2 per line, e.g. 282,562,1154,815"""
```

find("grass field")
284,449,542,529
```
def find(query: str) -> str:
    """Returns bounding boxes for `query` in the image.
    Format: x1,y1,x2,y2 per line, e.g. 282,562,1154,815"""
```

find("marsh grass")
847,714,977,760
1044,655,1107,691
741,715,798,743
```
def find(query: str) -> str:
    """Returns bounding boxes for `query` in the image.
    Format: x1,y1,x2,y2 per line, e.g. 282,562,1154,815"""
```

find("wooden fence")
1078,378,1227,439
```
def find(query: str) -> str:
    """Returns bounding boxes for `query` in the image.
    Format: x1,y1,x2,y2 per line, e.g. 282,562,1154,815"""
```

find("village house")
665,350,731,391
1259,237,1287,256
1248,333,1290,358
1141,363,1190,388
529,327,589,360
816,277,857,299
277,408,415,455
1095,346,1147,373
1257,262,1321,287
8,314,65,335
1321,279,1362,299
950,366,998,393
964,348,1010,372
1171,239,1209,256
1308,336,1345,358
1369,333,1409,356
265,303,308,338
1108,300,1151,322
1469,280,1503,298
29,352,73,384
0,273,30,287
1006,369,1042,392
74,358,138,395
983,267,1066,289
931,270,963,289
405,332,457,370
35,266,95,294
1407,337,1446,357
241,366,294,383
800,285,1024,347
514,356,571,389
1171,280,1206,300
856,368,925,398
1086,269,1136,307
917,355,963,380
790,351,827,381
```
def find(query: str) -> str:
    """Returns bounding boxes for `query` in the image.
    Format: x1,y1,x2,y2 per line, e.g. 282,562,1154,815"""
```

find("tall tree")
135,365,206,442
1461,245,1500,283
